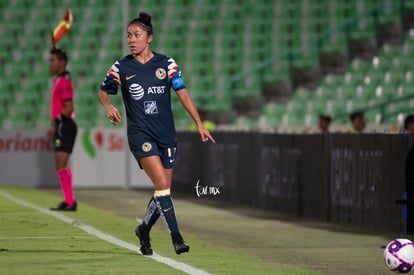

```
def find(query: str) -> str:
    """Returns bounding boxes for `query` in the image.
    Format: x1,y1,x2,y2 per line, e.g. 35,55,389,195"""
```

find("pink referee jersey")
50,72,75,120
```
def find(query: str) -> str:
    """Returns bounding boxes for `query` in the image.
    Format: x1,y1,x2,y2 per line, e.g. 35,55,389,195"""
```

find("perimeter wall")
173,131,414,233
1,129,412,233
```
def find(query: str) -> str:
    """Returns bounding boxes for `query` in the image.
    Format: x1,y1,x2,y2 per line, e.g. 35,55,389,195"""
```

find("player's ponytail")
128,12,153,35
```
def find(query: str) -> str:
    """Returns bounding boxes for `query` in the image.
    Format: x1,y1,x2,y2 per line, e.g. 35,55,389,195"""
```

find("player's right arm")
98,90,121,124
99,61,122,124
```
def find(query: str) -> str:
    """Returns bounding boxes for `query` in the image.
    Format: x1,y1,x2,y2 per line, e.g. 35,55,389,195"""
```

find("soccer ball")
384,238,414,273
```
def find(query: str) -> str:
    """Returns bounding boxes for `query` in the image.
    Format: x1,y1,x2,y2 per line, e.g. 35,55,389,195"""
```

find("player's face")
127,24,152,55
48,54,65,75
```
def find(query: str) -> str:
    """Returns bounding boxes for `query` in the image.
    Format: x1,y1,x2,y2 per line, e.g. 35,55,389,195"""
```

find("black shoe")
135,224,153,255
50,201,77,211
172,233,190,255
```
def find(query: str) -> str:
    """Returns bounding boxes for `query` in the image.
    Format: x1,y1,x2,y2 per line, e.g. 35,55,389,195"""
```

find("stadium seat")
0,0,410,130
365,109,383,124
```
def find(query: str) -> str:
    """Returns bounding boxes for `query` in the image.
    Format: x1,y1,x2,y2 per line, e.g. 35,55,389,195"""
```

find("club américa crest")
155,68,166,80
142,142,152,152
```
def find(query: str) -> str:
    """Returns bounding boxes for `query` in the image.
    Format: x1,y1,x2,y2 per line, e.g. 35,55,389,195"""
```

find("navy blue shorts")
129,135,177,169
53,119,77,154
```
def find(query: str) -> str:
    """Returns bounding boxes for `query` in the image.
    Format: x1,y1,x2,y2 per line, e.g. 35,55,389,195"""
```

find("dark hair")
319,114,332,123
50,47,68,63
350,111,364,122
405,114,414,130
128,12,153,35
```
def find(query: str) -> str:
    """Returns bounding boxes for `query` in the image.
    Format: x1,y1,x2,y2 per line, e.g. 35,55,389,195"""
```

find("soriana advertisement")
72,128,127,188
0,130,58,187
72,128,152,188
0,129,152,188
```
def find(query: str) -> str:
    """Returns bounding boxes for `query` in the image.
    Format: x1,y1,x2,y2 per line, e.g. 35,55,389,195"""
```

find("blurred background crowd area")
1,0,414,133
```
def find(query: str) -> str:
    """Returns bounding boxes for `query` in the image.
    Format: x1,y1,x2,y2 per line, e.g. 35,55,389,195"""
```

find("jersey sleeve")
168,57,186,91
59,78,74,101
100,61,121,94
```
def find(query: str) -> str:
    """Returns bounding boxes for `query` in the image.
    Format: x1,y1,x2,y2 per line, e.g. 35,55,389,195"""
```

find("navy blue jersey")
100,52,186,147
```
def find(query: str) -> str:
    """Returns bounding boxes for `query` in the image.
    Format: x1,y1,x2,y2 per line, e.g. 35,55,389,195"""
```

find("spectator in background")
350,111,366,133
318,114,332,133
404,114,414,134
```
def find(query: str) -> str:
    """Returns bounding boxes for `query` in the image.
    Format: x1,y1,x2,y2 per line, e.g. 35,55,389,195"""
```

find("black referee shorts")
53,118,77,154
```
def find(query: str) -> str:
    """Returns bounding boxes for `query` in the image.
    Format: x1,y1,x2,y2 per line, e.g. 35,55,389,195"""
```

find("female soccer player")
98,12,215,255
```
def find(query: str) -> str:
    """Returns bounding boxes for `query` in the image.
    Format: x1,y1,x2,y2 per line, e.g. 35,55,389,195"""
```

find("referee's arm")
61,99,74,118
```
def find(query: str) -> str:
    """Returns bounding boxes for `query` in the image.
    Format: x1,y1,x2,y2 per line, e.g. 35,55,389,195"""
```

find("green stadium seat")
383,70,406,86
374,83,396,103
233,75,262,99
349,58,373,74
305,98,326,115
11,108,39,129
292,87,314,103
286,100,305,118
326,98,347,117
262,102,286,126
396,83,414,100
354,84,373,101
365,109,383,124
320,74,344,89
335,86,352,100
347,98,366,113
263,58,290,83
0,0,409,130
263,102,287,117
378,0,400,25
380,44,403,60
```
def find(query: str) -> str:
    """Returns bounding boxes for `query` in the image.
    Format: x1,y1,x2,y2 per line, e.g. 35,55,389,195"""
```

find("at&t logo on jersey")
148,86,166,94
129,83,145,100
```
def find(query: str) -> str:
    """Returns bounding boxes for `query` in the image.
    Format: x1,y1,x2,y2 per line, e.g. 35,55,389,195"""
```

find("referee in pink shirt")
47,48,77,211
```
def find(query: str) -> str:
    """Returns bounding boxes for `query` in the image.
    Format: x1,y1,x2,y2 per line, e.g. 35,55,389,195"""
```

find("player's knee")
157,182,171,190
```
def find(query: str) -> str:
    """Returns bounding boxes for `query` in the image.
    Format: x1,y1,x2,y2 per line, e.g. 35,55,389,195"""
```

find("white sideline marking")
0,190,212,275
0,236,95,240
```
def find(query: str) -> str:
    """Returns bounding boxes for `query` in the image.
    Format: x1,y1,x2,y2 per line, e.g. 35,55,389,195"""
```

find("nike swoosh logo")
169,159,175,163
126,74,136,80
164,207,173,213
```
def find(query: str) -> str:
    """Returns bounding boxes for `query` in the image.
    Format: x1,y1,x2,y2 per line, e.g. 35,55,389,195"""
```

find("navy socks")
142,197,160,230
155,195,180,234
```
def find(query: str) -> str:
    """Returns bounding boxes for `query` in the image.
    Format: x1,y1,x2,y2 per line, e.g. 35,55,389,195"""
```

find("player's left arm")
176,88,215,143
169,58,215,143
61,99,74,118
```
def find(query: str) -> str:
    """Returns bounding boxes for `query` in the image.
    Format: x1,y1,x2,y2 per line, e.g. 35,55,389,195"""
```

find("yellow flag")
51,9,73,47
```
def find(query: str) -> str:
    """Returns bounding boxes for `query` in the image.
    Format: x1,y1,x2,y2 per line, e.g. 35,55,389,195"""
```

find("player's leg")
135,195,160,255
134,155,168,255
140,155,189,254
142,196,161,230
155,168,190,254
